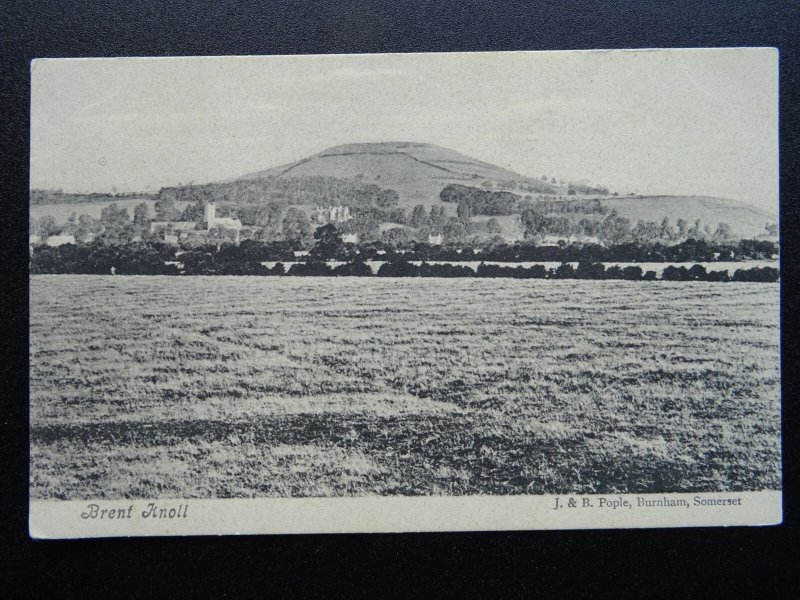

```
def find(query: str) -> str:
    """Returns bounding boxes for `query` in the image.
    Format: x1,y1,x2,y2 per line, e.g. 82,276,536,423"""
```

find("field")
30,276,781,499
30,199,190,224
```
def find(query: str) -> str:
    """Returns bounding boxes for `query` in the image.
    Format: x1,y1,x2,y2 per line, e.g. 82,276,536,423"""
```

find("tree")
688,264,707,281
387,207,408,225
552,262,575,279
687,219,703,239
154,195,181,220
429,206,446,229
99,204,135,244
456,201,472,221
60,212,79,236
311,224,344,259
340,213,380,242
181,195,207,222
133,203,150,227
486,218,503,234
250,202,285,240
375,189,400,208
411,204,428,228
76,214,103,242
36,215,59,238
382,227,415,248
281,207,311,244
598,213,631,245
659,217,673,241
333,260,373,276
713,222,732,241
631,220,660,244
676,218,688,239
443,220,467,243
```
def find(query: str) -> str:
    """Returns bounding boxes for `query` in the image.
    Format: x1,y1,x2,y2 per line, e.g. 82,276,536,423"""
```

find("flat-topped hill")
234,142,555,206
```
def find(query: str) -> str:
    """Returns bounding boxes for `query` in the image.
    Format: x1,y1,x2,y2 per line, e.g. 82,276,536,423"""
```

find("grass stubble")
29,276,781,499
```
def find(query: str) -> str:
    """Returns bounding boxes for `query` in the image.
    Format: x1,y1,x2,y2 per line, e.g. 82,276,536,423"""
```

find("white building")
313,205,352,224
44,234,76,247
150,220,197,245
342,233,358,244
205,202,242,244
428,233,443,245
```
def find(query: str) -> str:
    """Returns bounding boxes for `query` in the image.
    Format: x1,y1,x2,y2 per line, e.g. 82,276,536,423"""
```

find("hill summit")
234,142,555,206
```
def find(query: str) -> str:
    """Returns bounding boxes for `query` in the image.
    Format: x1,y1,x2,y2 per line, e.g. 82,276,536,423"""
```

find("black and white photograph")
28,49,781,537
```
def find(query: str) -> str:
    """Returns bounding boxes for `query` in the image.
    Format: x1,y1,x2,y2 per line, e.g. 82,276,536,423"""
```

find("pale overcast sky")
31,48,778,213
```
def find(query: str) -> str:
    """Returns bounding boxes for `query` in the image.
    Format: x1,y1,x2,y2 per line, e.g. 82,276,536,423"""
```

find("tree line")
29,240,779,283
30,189,153,205
30,228,777,274
30,225,779,283
154,176,400,215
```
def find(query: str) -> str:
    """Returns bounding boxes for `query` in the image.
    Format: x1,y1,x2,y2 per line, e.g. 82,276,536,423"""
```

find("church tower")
204,202,216,229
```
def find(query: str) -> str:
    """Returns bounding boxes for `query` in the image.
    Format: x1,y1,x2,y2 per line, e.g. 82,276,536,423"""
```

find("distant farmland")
30,199,190,223
30,276,781,499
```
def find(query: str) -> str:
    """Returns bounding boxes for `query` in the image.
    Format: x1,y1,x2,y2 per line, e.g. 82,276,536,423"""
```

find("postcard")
29,48,780,538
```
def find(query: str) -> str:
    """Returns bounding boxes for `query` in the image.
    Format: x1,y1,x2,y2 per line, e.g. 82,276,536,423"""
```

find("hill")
30,142,778,243
601,195,776,240
233,142,776,238
234,142,556,207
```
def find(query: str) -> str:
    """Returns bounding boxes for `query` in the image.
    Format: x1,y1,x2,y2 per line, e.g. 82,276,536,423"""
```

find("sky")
31,48,778,214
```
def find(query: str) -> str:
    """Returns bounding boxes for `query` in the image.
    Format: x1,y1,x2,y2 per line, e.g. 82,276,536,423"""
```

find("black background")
2,1,798,597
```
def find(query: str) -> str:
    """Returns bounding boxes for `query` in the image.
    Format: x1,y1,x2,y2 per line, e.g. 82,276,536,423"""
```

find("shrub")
732,267,779,282
333,261,373,277
287,262,334,276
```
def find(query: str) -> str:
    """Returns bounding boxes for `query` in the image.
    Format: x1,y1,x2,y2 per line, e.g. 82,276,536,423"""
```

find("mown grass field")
30,275,781,499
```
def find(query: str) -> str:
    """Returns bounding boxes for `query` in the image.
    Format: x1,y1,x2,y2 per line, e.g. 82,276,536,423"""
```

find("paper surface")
29,49,781,538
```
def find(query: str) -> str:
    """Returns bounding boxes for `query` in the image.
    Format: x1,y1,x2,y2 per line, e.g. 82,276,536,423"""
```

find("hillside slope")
234,142,552,207
603,195,776,239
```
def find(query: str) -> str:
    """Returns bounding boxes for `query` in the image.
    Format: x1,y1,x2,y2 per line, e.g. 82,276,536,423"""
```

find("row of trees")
393,238,776,264
222,229,777,264
154,176,401,213
30,241,179,275
30,241,779,282
32,203,154,244
30,190,151,205
520,208,739,246
440,184,521,216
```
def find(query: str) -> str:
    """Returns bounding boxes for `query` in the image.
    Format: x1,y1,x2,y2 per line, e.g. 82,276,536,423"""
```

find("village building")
342,233,358,244
44,234,76,247
427,233,443,245
150,220,197,235
150,202,242,245
539,235,600,245
313,205,352,224
203,202,242,243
